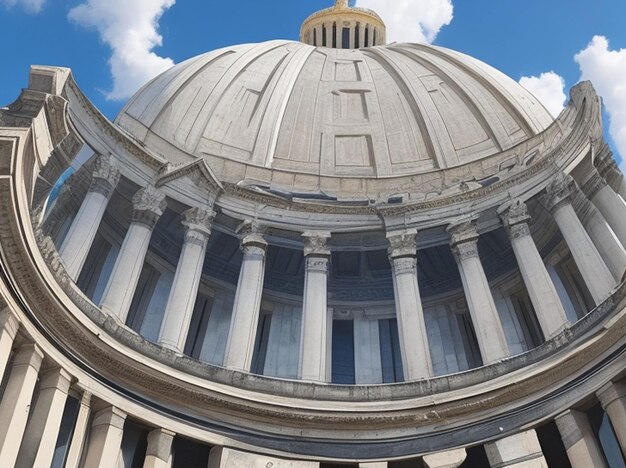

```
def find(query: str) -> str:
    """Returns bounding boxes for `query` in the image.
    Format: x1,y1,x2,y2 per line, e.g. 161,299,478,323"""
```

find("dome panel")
116,40,554,182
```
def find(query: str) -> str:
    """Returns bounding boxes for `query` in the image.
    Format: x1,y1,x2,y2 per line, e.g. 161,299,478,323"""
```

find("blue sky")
2,0,626,161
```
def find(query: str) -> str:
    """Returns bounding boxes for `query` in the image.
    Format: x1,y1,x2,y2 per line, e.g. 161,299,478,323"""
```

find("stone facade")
0,2,625,467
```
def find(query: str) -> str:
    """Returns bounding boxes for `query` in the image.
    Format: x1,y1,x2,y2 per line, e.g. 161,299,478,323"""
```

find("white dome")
116,40,554,179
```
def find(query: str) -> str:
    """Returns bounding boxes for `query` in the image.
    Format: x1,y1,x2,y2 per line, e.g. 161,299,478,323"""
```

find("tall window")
364,26,369,47
331,319,355,384
379,318,404,383
373,28,377,46
342,27,350,49
322,24,327,47
355,23,360,48
313,28,317,46
251,313,272,374
332,22,337,48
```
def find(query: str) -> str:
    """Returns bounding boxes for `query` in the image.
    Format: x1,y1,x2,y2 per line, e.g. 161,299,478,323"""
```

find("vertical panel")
332,320,355,384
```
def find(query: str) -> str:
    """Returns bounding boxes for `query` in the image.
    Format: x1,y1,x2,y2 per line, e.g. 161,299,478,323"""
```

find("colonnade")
53,157,626,389
304,21,383,49
0,306,626,466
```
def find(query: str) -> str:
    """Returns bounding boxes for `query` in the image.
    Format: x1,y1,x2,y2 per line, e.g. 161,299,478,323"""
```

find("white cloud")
2,0,45,14
519,72,567,118
68,0,176,101
575,35,626,159
355,0,453,44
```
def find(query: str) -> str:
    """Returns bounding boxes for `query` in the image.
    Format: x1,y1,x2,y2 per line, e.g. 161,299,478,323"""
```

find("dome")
116,40,554,181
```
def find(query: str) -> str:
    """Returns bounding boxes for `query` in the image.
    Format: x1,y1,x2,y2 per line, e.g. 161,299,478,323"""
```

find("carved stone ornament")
305,255,330,273
89,154,120,198
132,186,167,228
387,229,417,260
447,221,479,262
542,173,577,212
238,220,268,253
181,207,214,243
498,199,532,240
302,231,331,257
584,171,608,199
392,256,417,275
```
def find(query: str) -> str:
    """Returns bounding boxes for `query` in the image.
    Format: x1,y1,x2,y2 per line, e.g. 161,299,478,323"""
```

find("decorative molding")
132,186,167,229
181,207,214,245
302,231,331,257
387,229,417,260
89,154,120,198
498,200,532,240
542,173,577,212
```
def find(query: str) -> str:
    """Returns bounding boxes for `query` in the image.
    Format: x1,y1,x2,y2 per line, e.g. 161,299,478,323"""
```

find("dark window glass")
332,22,337,48
322,24,327,46
364,27,369,47
184,293,214,357
50,396,81,468
126,263,160,333
120,420,149,468
172,436,211,468
355,24,360,48
460,445,490,467
76,232,112,300
332,320,355,384
379,318,404,383
342,27,350,49
589,403,626,467
313,28,317,46
536,421,572,468
251,313,272,374
373,28,377,46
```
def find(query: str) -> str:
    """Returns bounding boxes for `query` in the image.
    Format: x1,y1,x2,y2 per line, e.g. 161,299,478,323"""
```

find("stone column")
100,186,167,322
208,446,319,467
422,448,467,468
543,174,616,304
16,367,72,468
0,307,19,384
144,428,175,468
158,207,214,352
387,229,432,380
448,221,509,363
499,200,569,338
555,409,608,468
484,430,548,467
299,232,331,382
59,154,120,280
64,390,92,468
0,344,44,467
589,174,626,248
82,405,127,468
596,145,626,200
597,380,626,456
223,223,268,372
575,188,626,281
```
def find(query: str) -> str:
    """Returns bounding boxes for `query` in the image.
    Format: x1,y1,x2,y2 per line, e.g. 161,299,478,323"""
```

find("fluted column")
158,207,214,352
64,390,92,468
299,231,331,382
595,144,626,202
597,380,626,456
82,405,127,468
543,174,616,304
588,172,626,249
0,307,19,384
499,200,569,338
575,187,626,280
0,344,44,466
144,428,175,468
555,409,608,468
100,186,167,322
422,449,467,468
58,154,120,280
448,221,509,363
223,223,268,372
387,229,432,380
484,430,548,467
16,367,72,468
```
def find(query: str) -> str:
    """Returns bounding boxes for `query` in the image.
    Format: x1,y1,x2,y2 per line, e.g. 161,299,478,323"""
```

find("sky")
1,0,626,165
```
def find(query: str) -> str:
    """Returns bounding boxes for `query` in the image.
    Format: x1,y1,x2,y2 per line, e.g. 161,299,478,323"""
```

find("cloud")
355,0,453,44
68,0,176,101
575,35,626,159
519,72,567,118
2,0,45,14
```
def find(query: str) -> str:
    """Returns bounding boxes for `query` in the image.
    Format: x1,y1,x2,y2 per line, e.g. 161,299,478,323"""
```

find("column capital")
447,220,479,261
595,142,623,189
386,228,417,259
181,206,214,246
238,220,268,253
92,405,127,429
542,173,577,212
498,199,532,240
39,367,72,393
131,186,167,228
146,428,175,461
597,380,626,409
302,231,331,257
89,154,120,198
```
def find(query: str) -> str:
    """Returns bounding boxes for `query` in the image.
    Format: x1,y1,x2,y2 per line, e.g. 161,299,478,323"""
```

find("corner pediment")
156,158,224,194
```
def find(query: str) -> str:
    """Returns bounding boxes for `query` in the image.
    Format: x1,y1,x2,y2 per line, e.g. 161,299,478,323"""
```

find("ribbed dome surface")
116,40,554,178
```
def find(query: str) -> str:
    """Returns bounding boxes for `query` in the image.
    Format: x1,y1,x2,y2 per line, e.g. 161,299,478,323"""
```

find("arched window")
373,28,377,46
322,24,327,47
313,28,317,46
355,23,360,48
332,22,337,48
364,25,369,47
